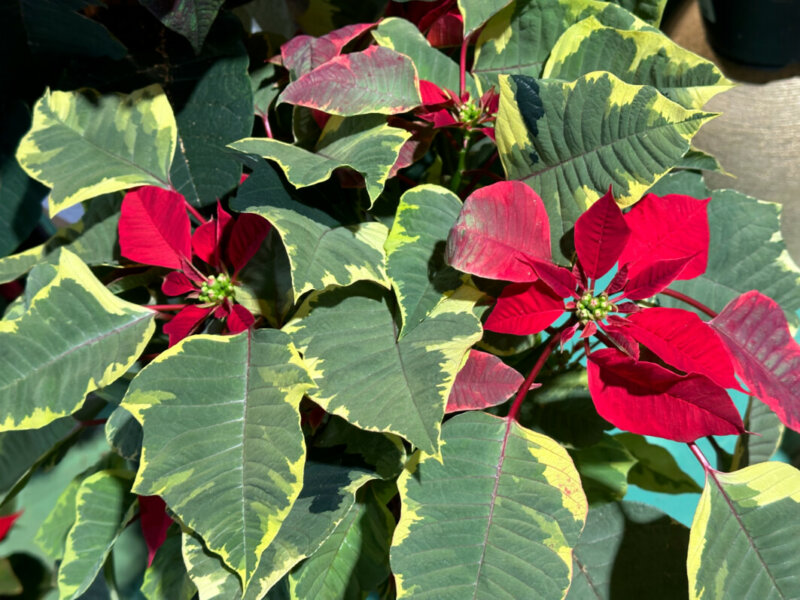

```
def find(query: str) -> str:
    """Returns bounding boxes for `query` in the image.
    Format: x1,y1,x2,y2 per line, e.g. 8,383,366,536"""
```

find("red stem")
146,304,188,311
661,288,718,319
459,33,470,99
507,334,560,423
262,113,273,139
184,201,208,225
688,441,715,473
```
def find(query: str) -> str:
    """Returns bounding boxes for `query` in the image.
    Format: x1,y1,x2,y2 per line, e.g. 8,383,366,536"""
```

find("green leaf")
0,416,77,505
385,184,463,337
233,165,390,299
35,477,81,561
138,0,225,53
458,0,514,37
675,148,729,174
542,17,733,109
16,85,176,215
169,31,253,207
570,434,635,503
288,485,393,599
286,283,482,455
496,73,715,259
732,397,785,470
252,64,282,122
230,115,411,206
520,369,613,448
688,462,800,599
141,524,196,600
57,470,137,600
390,411,587,599
372,18,478,98
567,501,689,599
183,459,380,600
182,531,243,600
0,100,46,257
19,0,127,59
0,193,122,285
615,433,703,494
105,405,143,461
0,250,155,432
279,46,421,116
315,416,407,480
473,0,655,89
606,0,667,26
121,329,314,590
666,189,800,326
0,558,22,596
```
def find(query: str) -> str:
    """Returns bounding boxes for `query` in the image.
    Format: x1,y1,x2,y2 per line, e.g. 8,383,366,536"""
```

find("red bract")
0,510,22,541
119,186,271,346
138,495,172,567
447,182,747,442
385,0,463,47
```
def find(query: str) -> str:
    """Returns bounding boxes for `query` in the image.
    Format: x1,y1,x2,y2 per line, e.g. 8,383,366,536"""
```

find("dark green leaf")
138,0,225,52
570,434,635,503
615,433,703,494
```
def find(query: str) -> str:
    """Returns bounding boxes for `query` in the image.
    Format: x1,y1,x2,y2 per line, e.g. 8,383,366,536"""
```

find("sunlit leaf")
688,462,800,599
121,329,314,589
390,411,587,599
543,17,732,109
286,283,482,455
57,470,137,600
16,85,176,215
0,250,155,432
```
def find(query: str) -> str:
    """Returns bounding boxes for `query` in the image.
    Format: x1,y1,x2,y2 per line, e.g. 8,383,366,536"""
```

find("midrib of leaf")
392,332,431,451
472,416,514,600
707,469,787,599
241,330,252,581
572,553,603,599
472,59,546,76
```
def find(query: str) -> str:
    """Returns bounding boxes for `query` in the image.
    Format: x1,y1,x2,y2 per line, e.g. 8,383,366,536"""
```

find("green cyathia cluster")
198,274,235,304
458,100,482,127
576,291,613,323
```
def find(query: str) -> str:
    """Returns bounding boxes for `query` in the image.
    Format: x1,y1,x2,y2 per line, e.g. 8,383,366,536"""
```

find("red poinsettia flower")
447,181,747,442
119,186,270,346
418,80,499,140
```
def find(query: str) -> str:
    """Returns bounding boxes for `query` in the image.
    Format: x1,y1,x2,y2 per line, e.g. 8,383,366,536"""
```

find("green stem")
450,131,473,194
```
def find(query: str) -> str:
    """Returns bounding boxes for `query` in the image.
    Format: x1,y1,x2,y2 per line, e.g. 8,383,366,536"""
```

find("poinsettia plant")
1,0,800,598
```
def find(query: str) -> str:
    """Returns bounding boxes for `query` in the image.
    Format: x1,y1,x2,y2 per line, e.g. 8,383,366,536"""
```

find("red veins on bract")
446,182,750,442
118,186,271,346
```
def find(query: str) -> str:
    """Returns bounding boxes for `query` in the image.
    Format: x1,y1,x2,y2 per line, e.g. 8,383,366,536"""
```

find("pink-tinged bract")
573,188,630,281
138,495,171,567
446,350,524,413
0,510,22,541
447,181,550,281
419,80,452,105
710,291,800,432
623,308,741,391
587,348,744,442
119,186,191,270
485,280,564,335
623,255,694,300
281,22,376,78
619,193,710,281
